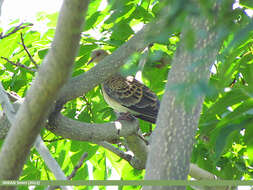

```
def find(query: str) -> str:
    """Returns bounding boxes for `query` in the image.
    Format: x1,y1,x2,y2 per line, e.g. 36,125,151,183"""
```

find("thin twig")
43,137,65,143
229,78,237,88
0,23,33,39
20,33,39,69
81,95,93,117
135,47,150,83
67,152,88,180
1,57,36,72
98,141,145,169
97,141,132,162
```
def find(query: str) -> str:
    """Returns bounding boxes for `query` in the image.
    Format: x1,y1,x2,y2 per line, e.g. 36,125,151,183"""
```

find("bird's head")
88,49,109,64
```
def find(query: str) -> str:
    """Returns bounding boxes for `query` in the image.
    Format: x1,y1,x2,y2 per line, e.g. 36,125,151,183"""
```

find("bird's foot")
116,112,136,135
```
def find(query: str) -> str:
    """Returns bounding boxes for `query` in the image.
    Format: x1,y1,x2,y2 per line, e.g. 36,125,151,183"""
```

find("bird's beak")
87,57,95,65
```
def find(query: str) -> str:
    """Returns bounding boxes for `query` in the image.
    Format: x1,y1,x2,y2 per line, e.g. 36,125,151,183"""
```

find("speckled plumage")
88,49,160,124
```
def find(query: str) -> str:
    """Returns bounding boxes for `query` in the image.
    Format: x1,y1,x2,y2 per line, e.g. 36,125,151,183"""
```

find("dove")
88,49,160,124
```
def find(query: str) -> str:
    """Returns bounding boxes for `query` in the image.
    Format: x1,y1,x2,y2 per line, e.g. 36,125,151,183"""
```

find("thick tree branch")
0,110,10,139
0,0,89,181
0,0,3,17
47,113,139,142
125,134,148,169
144,4,221,190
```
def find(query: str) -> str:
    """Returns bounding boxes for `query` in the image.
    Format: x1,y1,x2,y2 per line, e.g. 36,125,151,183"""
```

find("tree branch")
189,164,217,180
1,56,37,72
34,136,68,180
0,0,3,17
125,134,148,169
20,33,39,69
0,0,90,181
0,83,16,121
144,2,221,190
47,113,139,143
189,164,235,190
0,110,10,139
98,141,145,170
43,137,65,143
0,23,33,39
98,141,133,162
135,46,150,83
67,152,88,180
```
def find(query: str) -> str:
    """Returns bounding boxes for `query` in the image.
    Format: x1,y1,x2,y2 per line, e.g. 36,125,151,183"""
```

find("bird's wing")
102,75,160,123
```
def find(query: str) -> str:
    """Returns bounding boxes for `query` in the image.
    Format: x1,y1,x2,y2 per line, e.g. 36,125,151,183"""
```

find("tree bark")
0,0,3,16
0,0,89,182
144,7,221,190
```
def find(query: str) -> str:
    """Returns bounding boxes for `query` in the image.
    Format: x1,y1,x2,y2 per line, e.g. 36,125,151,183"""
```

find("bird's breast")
101,85,130,113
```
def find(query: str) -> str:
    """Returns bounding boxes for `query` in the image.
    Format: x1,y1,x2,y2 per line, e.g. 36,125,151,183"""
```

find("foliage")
0,0,253,189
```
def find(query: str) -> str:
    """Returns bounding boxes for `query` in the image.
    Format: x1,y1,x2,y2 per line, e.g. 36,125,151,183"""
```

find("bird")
88,49,160,124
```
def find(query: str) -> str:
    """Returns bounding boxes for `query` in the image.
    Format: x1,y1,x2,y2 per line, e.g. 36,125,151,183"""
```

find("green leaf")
131,6,154,21
202,89,250,123
121,163,144,180
70,141,99,161
91,151,106,180
105,3,134,24
240,0,253,9
152,1,167,16
215,123,243,159
38,48,49,59
46,12,59,27
84,11,102,31
70,164,89,180
86,0,103,16
119,53,139,76
110,21,134,41
224,21,253,55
